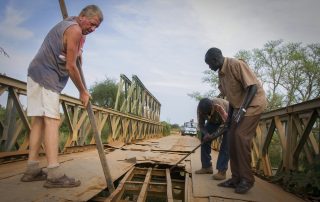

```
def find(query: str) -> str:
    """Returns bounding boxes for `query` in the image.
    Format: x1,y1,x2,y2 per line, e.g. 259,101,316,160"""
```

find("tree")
253,40,294,109
89,77,119,108
252,40,320,108
295,44,320,101
187,70,219,101
189,40,320,110
161,121,171,136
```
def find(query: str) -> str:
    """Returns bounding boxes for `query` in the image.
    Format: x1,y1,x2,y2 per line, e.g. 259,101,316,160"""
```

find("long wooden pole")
58,0,115,192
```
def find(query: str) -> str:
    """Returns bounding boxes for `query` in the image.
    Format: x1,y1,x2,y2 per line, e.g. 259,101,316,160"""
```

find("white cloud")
190,0,320,56
0,6,33,40
1,0,319,125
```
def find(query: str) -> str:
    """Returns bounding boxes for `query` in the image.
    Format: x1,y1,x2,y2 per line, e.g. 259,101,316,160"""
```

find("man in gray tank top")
21,5,103,188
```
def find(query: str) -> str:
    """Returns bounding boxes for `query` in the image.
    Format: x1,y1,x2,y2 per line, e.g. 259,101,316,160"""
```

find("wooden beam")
137,167,152,202
166,169,173,202
105,167,135,202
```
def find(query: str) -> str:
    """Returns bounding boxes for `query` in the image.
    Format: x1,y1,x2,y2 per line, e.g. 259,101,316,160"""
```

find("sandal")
43,174,81,188
21,169,47,182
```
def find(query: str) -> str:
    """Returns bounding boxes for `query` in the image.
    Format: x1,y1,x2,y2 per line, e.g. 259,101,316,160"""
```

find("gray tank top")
28,17,78,93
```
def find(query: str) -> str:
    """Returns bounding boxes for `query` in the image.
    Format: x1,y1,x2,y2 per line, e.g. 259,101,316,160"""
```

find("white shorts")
27,77,60,119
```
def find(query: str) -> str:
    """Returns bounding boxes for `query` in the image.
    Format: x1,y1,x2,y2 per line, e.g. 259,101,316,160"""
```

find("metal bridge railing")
212,97,320,176
253,98,320,176
114,74,161,121
0,75,164,154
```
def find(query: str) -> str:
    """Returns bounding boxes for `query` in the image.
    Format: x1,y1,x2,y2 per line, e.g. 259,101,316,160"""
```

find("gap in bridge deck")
89,163,187,202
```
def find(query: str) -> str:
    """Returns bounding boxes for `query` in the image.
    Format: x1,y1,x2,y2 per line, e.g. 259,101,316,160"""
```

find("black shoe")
217,178,238,188
235,179,253,194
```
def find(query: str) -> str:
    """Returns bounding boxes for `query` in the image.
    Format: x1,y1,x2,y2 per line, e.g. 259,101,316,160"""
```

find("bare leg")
28,117,44,161
42,117,81,187
43,117,60,166
21,117,47,182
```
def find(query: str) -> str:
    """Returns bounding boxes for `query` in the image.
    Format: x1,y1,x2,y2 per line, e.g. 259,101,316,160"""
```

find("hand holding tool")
169,125,227,171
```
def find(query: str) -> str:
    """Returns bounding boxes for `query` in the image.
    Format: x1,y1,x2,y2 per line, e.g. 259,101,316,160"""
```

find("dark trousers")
200,123,229,170
229,114,261,184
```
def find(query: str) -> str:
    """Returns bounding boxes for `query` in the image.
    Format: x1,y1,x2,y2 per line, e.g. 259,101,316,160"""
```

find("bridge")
0,74,318,201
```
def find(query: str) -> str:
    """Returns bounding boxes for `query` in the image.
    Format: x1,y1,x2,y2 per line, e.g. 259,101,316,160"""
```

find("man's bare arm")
64,25,90,107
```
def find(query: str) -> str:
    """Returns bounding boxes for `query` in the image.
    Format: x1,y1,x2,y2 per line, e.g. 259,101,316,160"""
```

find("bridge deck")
0,135,303,202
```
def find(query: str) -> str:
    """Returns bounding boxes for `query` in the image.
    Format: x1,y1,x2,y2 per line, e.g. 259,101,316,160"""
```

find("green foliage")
268,134,282,168
101,124,111,143
236,40,320,110
89,77,119,108
170,123,180,129
187,91,204,101
59,131,69,150
189,40,320,111
271,157,320,199
161,121,171,136
266,92,285,111
188,70,220,99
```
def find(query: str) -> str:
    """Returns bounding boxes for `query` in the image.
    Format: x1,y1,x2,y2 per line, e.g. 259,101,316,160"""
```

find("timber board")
190,140,304,202
0,150,134,202
0,135,306,202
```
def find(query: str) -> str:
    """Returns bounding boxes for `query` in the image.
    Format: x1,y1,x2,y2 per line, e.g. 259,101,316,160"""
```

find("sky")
0,0,319,125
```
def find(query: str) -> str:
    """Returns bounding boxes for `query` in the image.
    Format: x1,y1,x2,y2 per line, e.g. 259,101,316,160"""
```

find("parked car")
181,120,197,136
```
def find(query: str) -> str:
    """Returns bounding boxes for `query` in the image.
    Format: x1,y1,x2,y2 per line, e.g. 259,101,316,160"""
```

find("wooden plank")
209,196,241,201
0,149,134,202
190,143,303,202
137,167,152,202
0,149,33,159
106,167,135,202
184,172,189,202
166,169,173,202
1,134,306,202
106,141,125,149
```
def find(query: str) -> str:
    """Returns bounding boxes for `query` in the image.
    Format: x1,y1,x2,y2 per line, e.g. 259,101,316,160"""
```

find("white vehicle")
181,120,197,136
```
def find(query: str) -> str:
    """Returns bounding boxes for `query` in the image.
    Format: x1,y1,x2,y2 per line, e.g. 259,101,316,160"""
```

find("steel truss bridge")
0,74,163,155
0,75,319,201
1,74,319,175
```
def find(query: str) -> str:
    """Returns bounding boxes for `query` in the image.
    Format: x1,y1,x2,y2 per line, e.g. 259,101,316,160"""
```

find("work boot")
212,170,226,180
195,166,213,174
